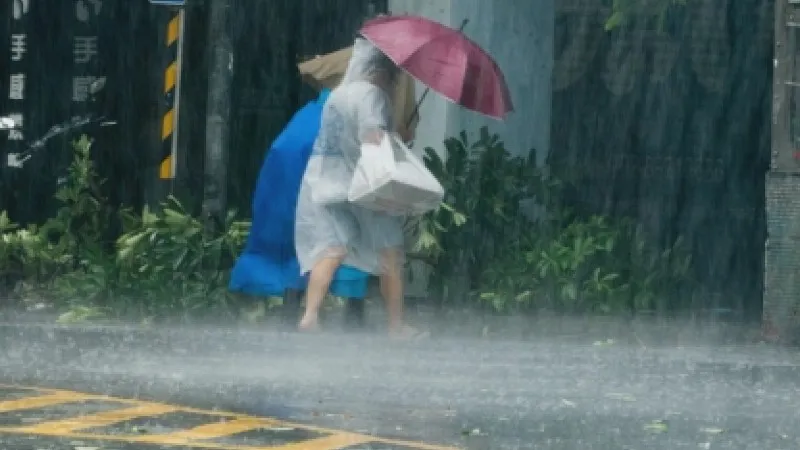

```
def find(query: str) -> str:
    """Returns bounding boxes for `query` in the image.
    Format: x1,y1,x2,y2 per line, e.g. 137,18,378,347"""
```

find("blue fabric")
229,89,369,299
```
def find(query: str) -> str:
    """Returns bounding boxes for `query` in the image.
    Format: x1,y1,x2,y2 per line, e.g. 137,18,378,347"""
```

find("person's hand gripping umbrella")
359,14,514,123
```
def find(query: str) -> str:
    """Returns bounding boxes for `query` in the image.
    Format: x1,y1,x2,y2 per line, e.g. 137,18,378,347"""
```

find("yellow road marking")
17,403,178,434
148,417,277,441
266,433,372,450
0,385,461,450
0,391,89,413
2,430,298,450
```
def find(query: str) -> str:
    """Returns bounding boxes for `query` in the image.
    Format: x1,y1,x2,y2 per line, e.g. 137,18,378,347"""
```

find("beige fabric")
298,46,419,139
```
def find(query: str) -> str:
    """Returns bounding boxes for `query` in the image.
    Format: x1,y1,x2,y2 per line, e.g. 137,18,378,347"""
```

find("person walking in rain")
228,87,372,327
295,37,422,338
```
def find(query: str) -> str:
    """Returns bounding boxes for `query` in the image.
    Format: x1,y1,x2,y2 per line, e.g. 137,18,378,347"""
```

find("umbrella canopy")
297,46,419,139
360,15,513,120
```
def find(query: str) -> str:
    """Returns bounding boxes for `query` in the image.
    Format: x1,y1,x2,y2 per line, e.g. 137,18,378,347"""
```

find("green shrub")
111,196,250,319
1,129,695,322
413,126,695,315
411,127,546,305
1,135,250,323
478,216,693,314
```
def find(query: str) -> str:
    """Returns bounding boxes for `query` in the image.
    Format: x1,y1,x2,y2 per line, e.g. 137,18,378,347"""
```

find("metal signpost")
150,0,186,185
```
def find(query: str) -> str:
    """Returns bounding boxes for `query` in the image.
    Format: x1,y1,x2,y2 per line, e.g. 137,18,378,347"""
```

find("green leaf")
562,283,578,302
605,11,625,31
492,297,506,312
643,420,668,433
603,273,620,282
515,290,532,303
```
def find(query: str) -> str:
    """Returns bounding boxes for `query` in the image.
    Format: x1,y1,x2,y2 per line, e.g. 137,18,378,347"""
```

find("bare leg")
379,248,405,333
299,252,344,331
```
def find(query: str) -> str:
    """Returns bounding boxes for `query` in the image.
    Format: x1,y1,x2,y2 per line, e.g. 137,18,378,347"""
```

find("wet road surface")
1,322,800,449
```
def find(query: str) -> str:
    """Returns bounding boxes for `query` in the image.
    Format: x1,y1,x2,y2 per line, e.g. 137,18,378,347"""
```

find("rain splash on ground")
1,315,799,449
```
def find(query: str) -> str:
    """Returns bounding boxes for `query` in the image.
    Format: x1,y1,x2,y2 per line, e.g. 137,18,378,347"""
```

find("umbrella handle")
405,18,470,131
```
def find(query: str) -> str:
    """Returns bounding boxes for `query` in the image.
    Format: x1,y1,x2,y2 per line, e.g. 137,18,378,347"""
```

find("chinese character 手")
73,36,98,64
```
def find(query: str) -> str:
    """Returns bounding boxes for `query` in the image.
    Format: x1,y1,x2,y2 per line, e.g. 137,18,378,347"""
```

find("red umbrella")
360,15,513,120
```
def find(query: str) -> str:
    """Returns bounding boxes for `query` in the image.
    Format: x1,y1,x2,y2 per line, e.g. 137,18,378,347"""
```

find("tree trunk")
203,0,233,231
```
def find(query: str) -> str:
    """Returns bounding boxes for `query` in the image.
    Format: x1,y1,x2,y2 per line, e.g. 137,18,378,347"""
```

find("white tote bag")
348,133,444,216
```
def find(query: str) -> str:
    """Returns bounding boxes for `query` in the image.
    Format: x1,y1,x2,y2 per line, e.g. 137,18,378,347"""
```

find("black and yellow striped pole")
159,8,185,181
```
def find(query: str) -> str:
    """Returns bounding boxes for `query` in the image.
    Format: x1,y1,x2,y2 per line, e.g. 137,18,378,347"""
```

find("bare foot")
389,325,430,341
298,314,321,332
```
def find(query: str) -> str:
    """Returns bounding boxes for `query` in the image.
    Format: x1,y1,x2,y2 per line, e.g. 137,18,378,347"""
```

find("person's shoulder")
331,82,387,107
351,80,389,92
328,83,366,102
336,80,376,94
354,82,391,105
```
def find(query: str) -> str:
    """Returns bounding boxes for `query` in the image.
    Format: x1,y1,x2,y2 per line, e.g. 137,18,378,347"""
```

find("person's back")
304,80,392,203
249,99,322,257
229,89,369,300
294,37,423,337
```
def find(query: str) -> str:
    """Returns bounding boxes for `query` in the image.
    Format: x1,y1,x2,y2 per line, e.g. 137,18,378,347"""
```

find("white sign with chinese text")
72,75,96,102
8,74,25,100
12,0,30,20
76,0,102,22
10,34,26,61
73,36,98,64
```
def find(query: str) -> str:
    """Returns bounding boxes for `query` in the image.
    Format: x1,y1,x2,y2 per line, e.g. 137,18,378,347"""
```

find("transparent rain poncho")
294,38,405,275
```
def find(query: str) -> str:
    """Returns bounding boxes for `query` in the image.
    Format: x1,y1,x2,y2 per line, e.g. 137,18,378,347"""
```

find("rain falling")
0,0,796,449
